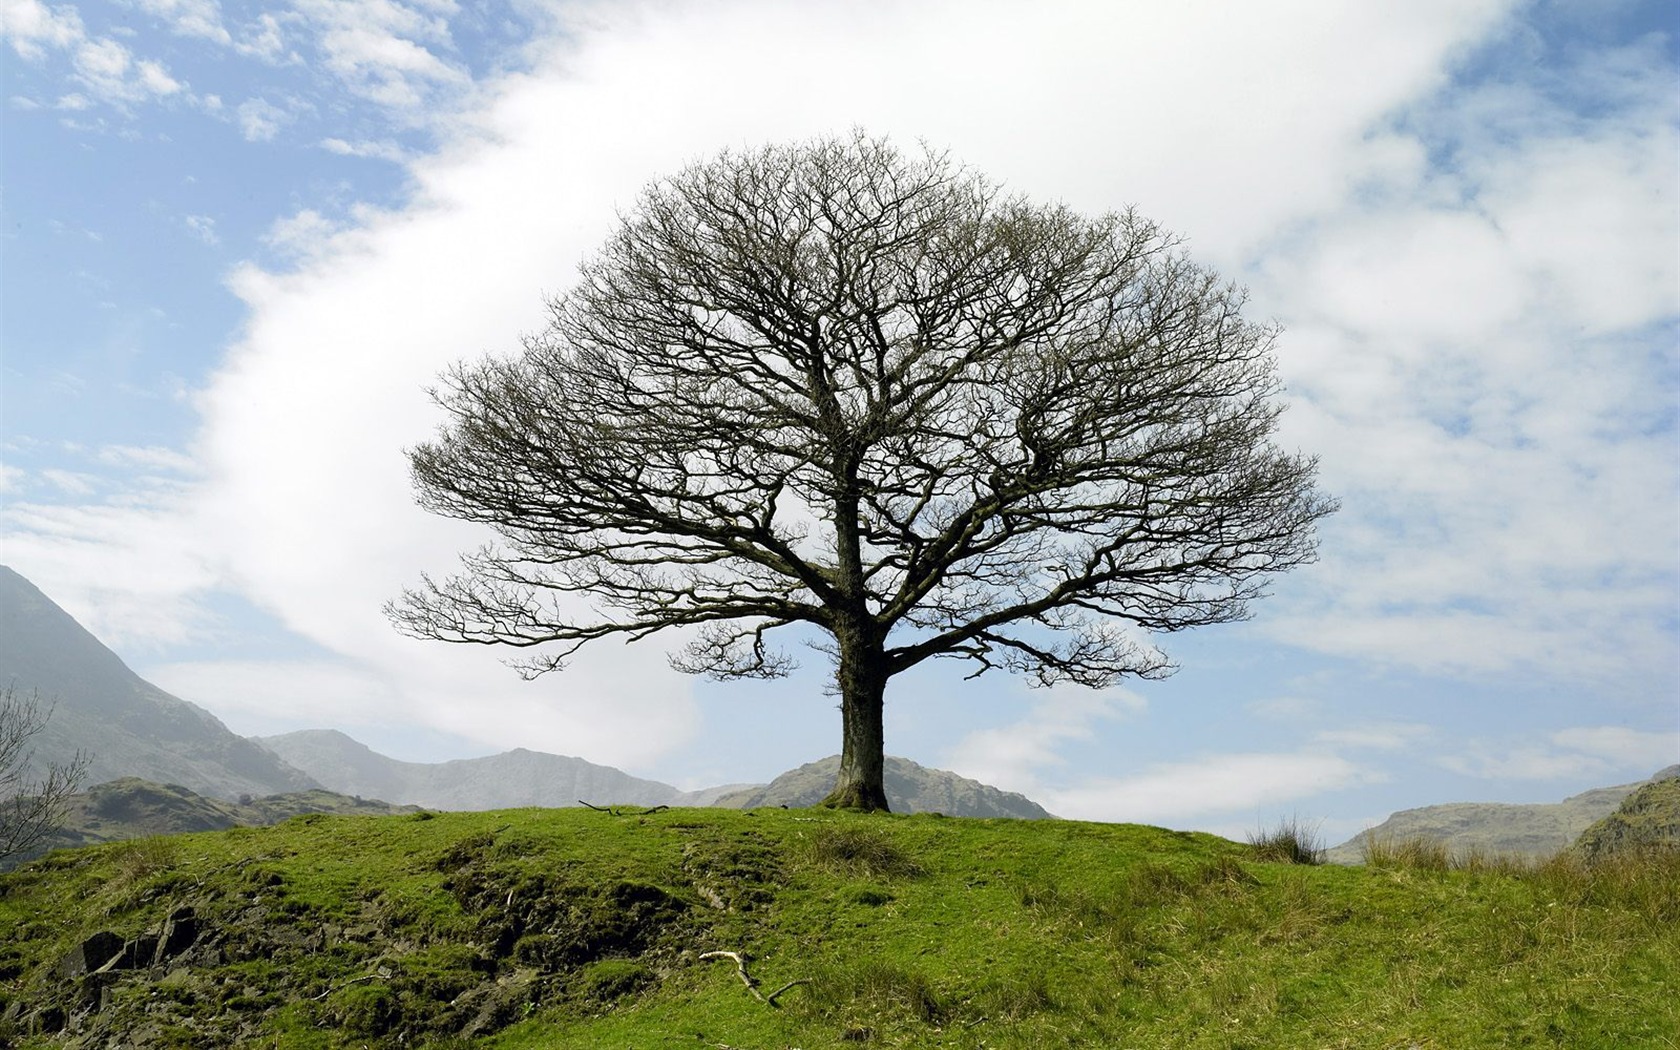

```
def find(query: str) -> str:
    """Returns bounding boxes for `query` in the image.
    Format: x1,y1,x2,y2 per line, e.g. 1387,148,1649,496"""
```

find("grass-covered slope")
14,778,418,864
1572,773,1680,860
1,807,1675,1049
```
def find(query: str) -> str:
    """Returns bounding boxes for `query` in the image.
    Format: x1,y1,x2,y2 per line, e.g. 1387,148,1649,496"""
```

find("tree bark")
820,624,891,812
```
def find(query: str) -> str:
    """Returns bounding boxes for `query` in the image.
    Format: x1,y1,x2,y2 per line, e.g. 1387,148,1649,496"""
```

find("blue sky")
1,0,1675,840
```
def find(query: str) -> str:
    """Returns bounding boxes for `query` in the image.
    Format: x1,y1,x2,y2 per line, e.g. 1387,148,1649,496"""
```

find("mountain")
257,729,691,809
0,566,319,800
258,731,1052,818
1,566,1052,820
1324,768,1673,863
711,755,1054,818
1570,765,1680,860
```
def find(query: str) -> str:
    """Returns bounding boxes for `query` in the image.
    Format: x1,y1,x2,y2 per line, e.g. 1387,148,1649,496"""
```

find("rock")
112,933,160,970
59,932,123,977
153,905,199,964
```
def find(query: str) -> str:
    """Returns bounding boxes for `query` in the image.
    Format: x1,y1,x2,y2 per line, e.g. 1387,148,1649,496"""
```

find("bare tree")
390,134,1336,811
1,684,89,863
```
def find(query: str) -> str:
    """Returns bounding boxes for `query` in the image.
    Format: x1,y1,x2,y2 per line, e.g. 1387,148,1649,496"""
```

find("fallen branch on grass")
577,801,670,816
699,950,764,1002
698,950,810,1008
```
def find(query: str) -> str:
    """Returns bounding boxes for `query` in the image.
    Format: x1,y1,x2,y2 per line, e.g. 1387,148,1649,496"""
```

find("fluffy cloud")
2,1,193,107
1251,33,1678,687
946,686,1147,793
0,0,83,61
235,96,291,141
179,0,1520,768
289,0,466,113
135,0,232,46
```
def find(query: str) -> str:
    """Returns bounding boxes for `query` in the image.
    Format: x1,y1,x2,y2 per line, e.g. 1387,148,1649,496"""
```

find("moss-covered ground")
1,806,1674,1048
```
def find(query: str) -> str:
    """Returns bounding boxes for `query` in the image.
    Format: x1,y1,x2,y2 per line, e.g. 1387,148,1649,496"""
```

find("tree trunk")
820,624,891,812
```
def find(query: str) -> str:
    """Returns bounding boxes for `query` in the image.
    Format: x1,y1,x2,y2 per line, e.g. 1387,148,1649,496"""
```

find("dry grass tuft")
1248,816,1325,865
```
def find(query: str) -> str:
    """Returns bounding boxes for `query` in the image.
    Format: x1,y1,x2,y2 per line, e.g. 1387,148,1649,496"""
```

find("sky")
1,0,1676,843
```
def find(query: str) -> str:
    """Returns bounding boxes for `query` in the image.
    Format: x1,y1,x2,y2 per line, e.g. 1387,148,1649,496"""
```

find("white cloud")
946,685,1146,792
135,0,231,46
231,11,284,60
4,0,193,110
1441,726,1680,781
184,214,218,245
134,58,180,95
186,0,1509,775
320,136,407,162
235,96,290,141
1041,752,1373,825
0,484,224,650
260,207,344,259
0,0,84,61
96,444,199,473
1312,722,1435,752
1250,37,1679,688
39,468,98,495
1246,695,1321,721
289,0,466,114
46,30,186,106
144,658,407,733
1549,726,1680,770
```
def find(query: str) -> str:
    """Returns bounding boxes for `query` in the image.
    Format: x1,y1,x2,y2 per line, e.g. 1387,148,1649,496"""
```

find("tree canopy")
390,134,1336,810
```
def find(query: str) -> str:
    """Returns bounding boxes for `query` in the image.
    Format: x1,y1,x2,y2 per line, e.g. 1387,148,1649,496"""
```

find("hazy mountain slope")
257,729,685,809
712,755,1054,818
1572,766,1680,860
1325,772,1667,863
0,566,319,800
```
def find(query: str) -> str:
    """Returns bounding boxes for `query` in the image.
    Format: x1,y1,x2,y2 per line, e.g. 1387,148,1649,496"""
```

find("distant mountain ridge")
1325,766,1678,863
0,566,318,800
256,729,692,810
258,729,1052,819
713,755,1054,819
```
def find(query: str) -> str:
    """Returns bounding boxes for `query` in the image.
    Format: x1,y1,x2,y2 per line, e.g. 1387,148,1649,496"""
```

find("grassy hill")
1572,775,1680,861
1,808,1675,1048
9,778,418,867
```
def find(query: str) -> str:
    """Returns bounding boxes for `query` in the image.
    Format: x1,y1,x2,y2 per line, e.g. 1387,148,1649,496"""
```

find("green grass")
1,807,1675,1048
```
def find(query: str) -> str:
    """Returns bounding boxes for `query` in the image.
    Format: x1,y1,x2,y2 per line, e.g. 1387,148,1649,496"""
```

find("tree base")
819,781,892,813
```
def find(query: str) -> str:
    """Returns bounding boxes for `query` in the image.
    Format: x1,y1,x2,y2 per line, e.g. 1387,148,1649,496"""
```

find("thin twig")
311,970,389,1001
